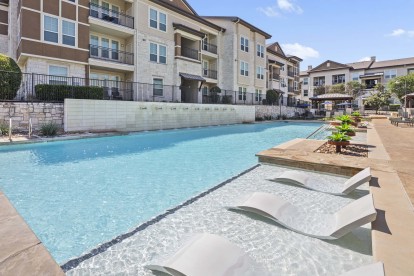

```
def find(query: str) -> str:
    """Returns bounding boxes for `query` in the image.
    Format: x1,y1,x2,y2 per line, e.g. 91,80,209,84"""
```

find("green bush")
35,84,104,101
266,90,279,105
221,95,232,104
0,54,22,100
389,104,401,111
327,132,351,142
0,123,8,135
209,86,221,103
335,115,354,125
335,123,355,134
40,122,59,137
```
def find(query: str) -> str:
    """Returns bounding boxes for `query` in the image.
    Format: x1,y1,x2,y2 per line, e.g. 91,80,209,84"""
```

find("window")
62,20,75,46
90,35,99,56
303,77,308,85
294,81,298,90
44,15,58,43
149,8,166,31
281,65,285,71
240,61,249,76
240,37,249,52
153,78,163,96
408,68,414,74
384,69,397,79
256,66,264,80
49,65,68,85
352,72,360,81
313,76,325,86
202,86,208,96
202,60,208,76
238,87,247,100
150,43,166,64
332,74,345,84
304,89,308,97
256,44,264,58
255,89,262,101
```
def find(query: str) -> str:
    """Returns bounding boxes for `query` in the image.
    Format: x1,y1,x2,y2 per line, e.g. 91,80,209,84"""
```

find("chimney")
371,56,376,62
308,65,312,70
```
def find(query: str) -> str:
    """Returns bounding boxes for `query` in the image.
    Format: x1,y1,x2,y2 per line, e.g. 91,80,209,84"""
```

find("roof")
266,42,286,58
149,0,225,32
346,60,374,70
300,71,309,76
179,72,206,82
309,60,351,72
202,16,272,39
310,93,353,101
287,55,303,62
369,57,414,69
173,23,205,38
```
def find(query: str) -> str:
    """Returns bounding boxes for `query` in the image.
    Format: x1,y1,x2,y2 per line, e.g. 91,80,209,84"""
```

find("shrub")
35,84,104,101
221,95,232,104
40,122,59,137
335,115,354,125
255,117,264,121
389,104,401,111
209,86,221,103
266,90,279,105
351,111,361,117
0,123,8,135
335,123,355,134
0,54,22,100
327,132,351,142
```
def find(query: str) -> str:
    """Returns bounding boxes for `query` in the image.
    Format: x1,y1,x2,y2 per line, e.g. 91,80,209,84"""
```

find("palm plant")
335,123,355,135
336,115,355,125
327,132,351,153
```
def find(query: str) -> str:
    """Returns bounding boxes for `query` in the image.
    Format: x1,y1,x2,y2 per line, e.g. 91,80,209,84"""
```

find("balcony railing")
202,42,217,54
313,82,325,87
271,73,280,80
89,3,134,29
288,86,294,93
288,71,295,77
89,44,134,65
202,69,217,80
181,46,199,61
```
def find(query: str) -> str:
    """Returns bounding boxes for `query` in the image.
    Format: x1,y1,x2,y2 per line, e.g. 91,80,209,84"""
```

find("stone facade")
255,105,306,119
0,102,64,132
23,57,86,77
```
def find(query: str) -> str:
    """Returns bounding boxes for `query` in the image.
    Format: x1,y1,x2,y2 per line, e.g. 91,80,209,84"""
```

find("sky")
189,0,414,70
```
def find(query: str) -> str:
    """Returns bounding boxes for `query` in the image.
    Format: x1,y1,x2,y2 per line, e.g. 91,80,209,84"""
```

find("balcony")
288,86,294,93
202,42,217,55
272,73,280,80
181,46,199,61
202,69,217,80
288,71,295,77
89,44,134,65
89,3,134,29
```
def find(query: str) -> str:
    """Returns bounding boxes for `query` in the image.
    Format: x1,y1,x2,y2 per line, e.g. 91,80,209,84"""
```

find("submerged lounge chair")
228,193,376,240
271,167,371,195
145,233,272,276
146,233,384,276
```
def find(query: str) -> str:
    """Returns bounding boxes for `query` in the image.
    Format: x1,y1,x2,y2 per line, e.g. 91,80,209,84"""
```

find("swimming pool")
0,122,321,264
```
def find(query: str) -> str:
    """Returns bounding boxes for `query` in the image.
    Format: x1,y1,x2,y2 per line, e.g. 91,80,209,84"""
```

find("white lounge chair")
228,193,376,239
271,167,371,195
340,262,384,276
145,233,272,276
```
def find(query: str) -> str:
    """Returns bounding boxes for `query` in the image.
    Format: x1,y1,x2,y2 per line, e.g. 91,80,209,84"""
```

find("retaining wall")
0,102,64,131
64,99,256,132
255,105,306,119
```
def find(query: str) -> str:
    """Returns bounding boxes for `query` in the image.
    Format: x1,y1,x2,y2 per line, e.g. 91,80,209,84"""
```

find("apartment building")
300,56,414,104
266,42,301,105
202,16,271,104
0,0,8,55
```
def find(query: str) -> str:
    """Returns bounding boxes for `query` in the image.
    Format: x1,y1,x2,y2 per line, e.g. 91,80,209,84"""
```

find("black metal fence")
0,71,311,107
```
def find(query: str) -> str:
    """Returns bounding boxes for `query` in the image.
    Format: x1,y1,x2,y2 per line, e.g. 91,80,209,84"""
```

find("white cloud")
387,28,414,38
256,6,280,17
358,57,371,62
277,0,303,14
281,43,319,59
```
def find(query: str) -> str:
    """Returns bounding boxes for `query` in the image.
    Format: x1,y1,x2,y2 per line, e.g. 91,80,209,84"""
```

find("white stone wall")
24,57,86,77
255,105,306,119
0,102,64,131
0,35,8,55
64,99,255,132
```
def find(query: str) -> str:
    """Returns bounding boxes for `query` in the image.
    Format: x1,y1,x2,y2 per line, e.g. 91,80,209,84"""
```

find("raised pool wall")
0,100,306,133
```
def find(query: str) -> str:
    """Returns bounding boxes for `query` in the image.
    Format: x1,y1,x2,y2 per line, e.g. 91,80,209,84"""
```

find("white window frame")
43,14,59,44
303,89,308,97
240,61,249,76
153,78,164,96
240,36,249,52
256,44,264,58
149,7,167,32
294,81,298,90
62,19,76,47
238,87,247,101
408,68,414,74
255,89,262,101
352,72,361,81
149,42,167,64
303,77,308,85
384,69,397,79
202,86,209,96
256,66,264,80
42,14,77,48
332,74,345,84
48,65,68,85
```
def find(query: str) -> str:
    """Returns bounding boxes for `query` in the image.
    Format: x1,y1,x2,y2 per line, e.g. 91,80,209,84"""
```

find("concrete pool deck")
257,119,414,275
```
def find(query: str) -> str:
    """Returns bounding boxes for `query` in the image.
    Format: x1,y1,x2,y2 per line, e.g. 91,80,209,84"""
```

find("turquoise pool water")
0,122,321,264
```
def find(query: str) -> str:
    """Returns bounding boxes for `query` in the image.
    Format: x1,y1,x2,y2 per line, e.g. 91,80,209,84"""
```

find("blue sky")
189,0,414,70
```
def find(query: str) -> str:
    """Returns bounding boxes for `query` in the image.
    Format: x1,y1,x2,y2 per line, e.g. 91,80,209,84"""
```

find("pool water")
0,122,321,263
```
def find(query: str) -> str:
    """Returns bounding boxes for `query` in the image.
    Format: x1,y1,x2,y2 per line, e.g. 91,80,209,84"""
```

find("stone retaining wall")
255,105,306,119
0,102,64,132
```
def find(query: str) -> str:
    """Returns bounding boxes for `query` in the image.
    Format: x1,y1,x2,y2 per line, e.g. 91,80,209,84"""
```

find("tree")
313,85,329,96
209,86,221,103
387,74,414,105
345,81,366,97
265,89,279,105
329,83,345,94
0,54,22,100
365,88,391,114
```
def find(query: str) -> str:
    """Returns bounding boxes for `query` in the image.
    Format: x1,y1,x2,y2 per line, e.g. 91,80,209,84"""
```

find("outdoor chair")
270,167,371,195
227,193,376,240
146,233,384,276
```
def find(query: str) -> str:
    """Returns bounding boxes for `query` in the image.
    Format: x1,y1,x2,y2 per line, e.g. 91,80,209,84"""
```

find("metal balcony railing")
288,71,295,77
202,42,217,54
288,86,294,93
89,44,134,65
202,69,217,79
272,73,280,80
181,46,199,60
89,2,134,29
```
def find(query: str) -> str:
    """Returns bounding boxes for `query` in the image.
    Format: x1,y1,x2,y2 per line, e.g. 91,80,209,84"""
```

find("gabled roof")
149,0,225,32
369,57,414,69
266,42,286,58
287,55,303,62
202,16,272,39
346,60,374,70
310,60,351,72
300,71,309,76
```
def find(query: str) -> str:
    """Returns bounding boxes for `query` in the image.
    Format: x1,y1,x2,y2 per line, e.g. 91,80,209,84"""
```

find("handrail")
89,2,134,29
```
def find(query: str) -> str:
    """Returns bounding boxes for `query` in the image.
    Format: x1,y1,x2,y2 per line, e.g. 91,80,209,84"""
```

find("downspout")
234,19,240,93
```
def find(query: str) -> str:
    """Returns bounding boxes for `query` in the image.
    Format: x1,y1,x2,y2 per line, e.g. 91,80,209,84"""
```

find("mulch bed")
315,143,368,157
